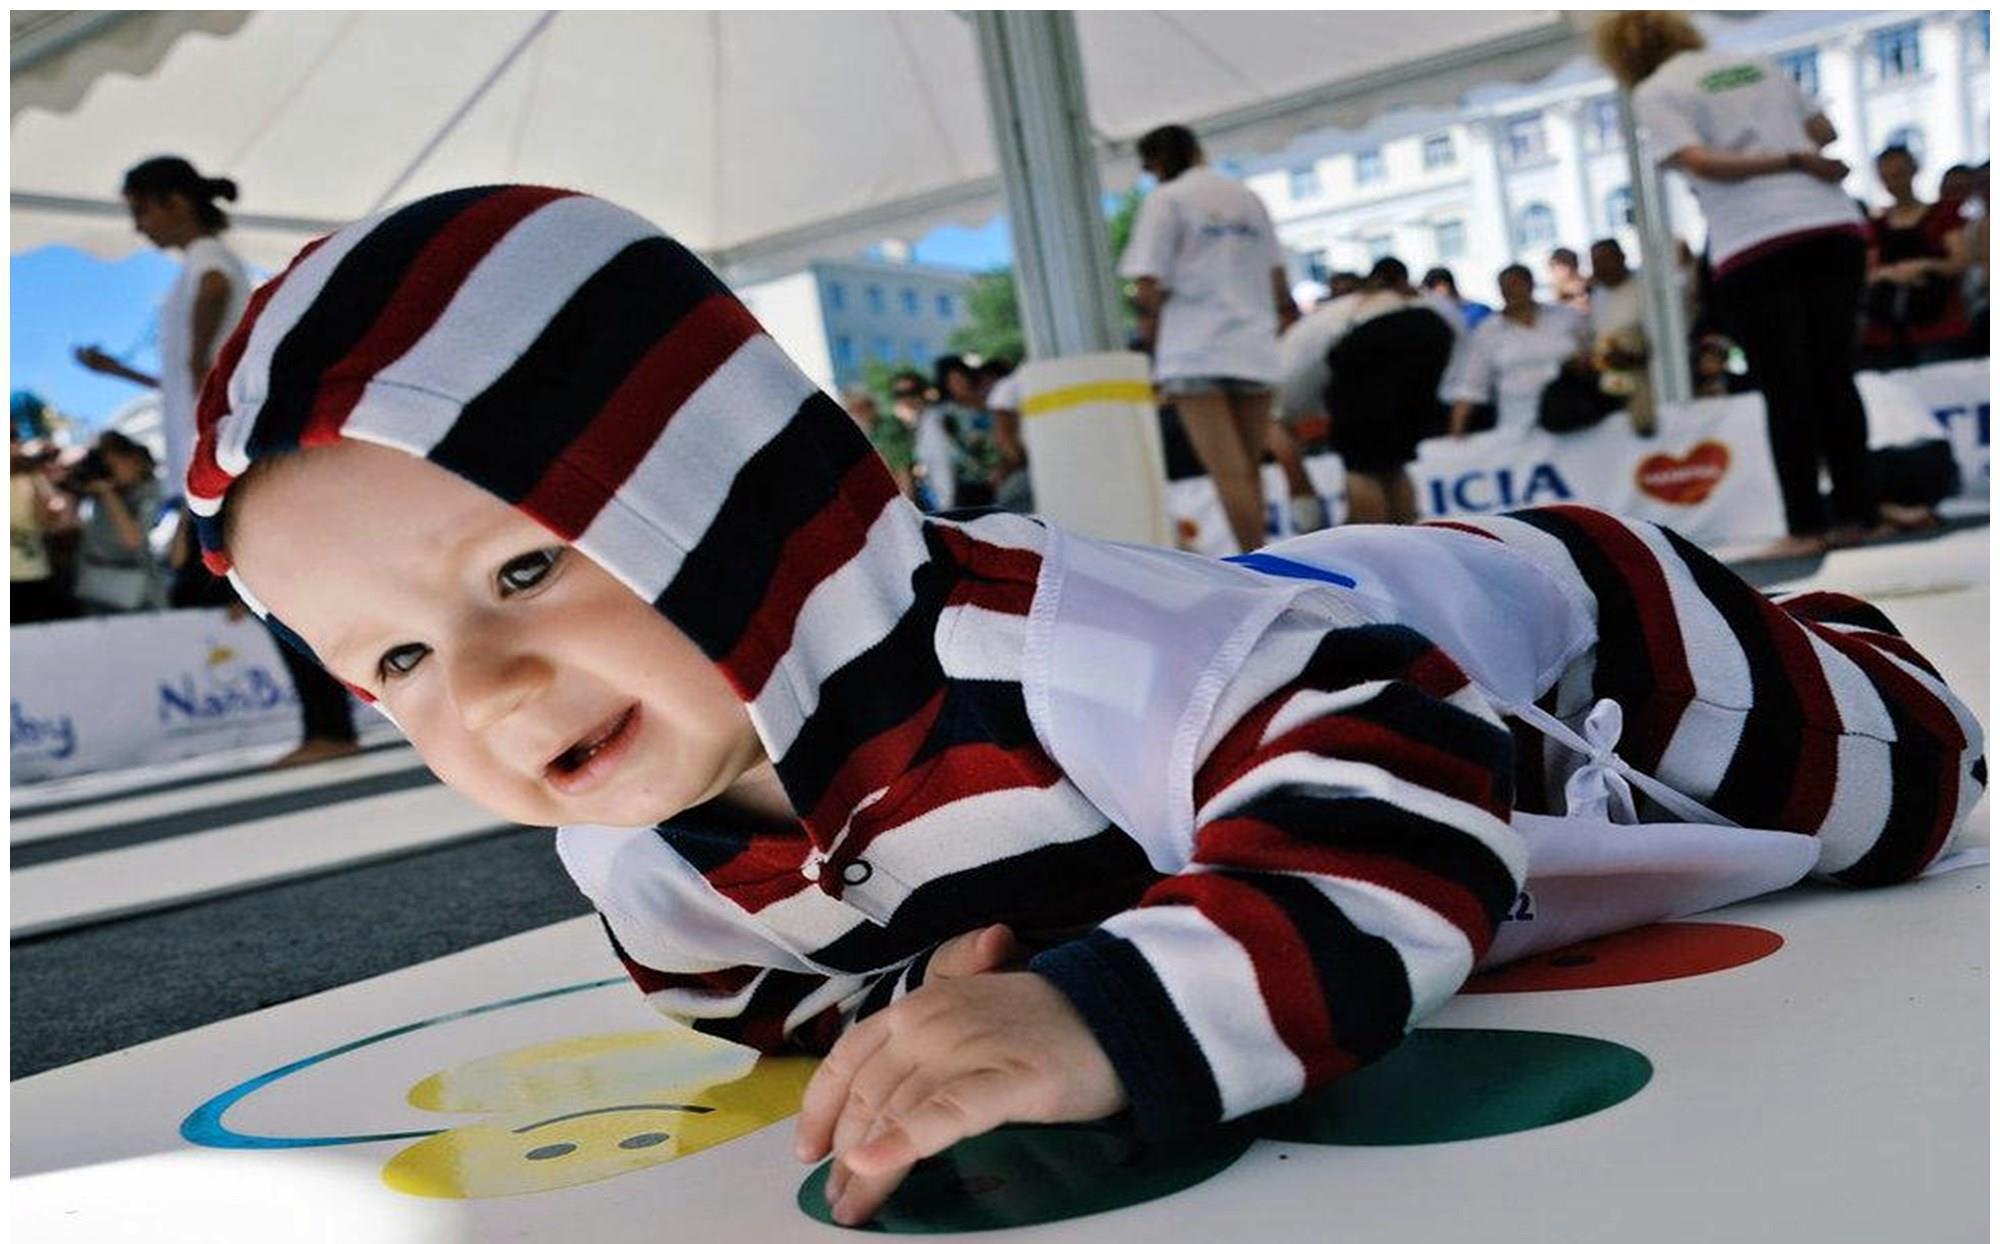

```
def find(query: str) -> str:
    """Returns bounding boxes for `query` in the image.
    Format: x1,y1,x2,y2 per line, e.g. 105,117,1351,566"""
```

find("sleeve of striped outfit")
1028,610,1527,1139
599,916,939,1055
558,828,935,1056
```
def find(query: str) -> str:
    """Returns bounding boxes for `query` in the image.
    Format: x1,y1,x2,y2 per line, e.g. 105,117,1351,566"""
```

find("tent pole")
1616,90,1693,406
971,12,1124,359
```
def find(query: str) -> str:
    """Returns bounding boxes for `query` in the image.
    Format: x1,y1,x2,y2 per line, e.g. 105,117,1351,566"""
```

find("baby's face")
229,440,765,829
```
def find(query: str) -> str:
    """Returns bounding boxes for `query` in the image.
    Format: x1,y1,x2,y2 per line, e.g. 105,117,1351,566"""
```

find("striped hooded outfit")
189,187,1985,1140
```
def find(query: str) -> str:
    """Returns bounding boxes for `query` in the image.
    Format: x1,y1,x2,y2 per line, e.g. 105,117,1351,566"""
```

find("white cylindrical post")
1616,90,1693,406
971,11,1125,359
974,11,1168,544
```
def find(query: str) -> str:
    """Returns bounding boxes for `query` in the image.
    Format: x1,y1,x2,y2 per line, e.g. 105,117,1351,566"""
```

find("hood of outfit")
186,184,1014,858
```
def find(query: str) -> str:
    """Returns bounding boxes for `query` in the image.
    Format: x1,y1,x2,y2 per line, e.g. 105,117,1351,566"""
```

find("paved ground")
10,826,591,1080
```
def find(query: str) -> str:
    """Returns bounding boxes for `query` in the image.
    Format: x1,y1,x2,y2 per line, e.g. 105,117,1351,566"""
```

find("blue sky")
12,246,181,431
12,216,1019,432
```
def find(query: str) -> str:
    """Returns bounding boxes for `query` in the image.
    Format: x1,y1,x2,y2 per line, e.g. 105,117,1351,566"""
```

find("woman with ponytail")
77,157,358,767
75,156,251,529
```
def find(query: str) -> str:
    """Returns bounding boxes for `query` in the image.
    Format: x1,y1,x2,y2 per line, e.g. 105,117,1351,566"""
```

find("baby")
196,188,1984,1226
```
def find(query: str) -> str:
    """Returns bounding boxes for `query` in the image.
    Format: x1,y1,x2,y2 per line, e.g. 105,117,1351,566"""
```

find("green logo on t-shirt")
1699,64,1765,92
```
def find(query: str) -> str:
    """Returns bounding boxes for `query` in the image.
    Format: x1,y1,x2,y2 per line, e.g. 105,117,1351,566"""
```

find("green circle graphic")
1251,1028,1652,1146
797,1120,1252,1233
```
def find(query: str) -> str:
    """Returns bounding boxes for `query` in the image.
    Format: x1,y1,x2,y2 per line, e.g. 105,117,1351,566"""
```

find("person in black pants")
171,537,360,768
1712,232,1877,549
1603,11,1881,560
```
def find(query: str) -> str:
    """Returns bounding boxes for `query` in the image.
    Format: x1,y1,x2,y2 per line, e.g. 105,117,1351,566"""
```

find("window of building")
871,335,893,361
1884,124,1926,162
1355,148,1385,186
834,335,856,370
1503,112,1548,166
826,281,847,312
1514,202,1557,249
1422,133,1456,170
1364,233,1395,262
1976,11,1991,60
1586,97,1623,151
1605,186,1635,229
1288,164,1322,200
866,285,885,314
1434,219,1466,260
900,288,919,317
1440,219,1472,260
1872,21,1922,82
1778,48,1821,97
935,292,954,320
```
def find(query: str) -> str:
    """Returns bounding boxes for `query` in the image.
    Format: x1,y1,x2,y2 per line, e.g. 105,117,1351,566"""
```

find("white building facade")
1242,10,1991,306
737,258,975,395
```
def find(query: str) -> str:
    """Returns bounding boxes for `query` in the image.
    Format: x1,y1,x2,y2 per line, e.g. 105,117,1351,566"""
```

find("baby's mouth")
544,705,640,791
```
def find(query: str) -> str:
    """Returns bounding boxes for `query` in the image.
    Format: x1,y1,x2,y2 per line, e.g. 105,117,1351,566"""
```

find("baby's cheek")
414,729,559,828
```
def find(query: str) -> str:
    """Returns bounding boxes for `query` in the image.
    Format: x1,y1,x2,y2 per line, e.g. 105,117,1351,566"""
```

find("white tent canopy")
13,10,1596,279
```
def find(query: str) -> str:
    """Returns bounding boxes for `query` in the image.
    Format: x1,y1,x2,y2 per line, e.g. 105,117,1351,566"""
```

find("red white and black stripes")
1033,612,1523,1135
1441,506,1985,887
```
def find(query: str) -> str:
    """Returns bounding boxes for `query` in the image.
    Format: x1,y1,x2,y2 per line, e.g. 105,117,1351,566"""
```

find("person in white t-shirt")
76,159,250,503
1585,238,1656,436
1120,124,1299,554
1602,11,1871,561
74,156,252,586
1445,264,1592,437
77,157,359,769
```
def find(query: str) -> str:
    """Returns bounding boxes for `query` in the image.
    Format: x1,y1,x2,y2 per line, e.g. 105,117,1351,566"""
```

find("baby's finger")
795,1013,893,1162
832,1120,917,1227
832,1158,914,1227
844,1068,1025,1177
829,1041,927,1162
927,924,1014,980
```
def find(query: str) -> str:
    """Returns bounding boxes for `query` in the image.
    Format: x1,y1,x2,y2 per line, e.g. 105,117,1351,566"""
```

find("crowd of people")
1098,13,1994,563
840,354,1029,518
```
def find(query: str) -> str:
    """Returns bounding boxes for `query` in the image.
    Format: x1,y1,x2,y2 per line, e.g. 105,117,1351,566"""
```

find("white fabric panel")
1254,523,1597,713
1484,811,1821,966
1026,524,1354,872
1100,905,1307,1120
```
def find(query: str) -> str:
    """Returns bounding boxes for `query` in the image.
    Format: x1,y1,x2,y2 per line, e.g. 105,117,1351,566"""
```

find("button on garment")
841,861,873,886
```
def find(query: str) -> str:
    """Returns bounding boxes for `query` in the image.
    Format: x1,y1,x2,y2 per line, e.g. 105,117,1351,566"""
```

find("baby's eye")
498,548,562,596
379,643,429,681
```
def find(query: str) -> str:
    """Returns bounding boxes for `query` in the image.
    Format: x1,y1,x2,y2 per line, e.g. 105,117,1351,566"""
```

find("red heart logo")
1636,440,1731,505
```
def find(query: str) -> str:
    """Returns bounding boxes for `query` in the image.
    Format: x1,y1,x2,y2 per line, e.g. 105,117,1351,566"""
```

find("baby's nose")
448,645,554,734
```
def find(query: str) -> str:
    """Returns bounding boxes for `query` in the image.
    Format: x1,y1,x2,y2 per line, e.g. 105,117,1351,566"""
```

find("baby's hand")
793,972,1126,1226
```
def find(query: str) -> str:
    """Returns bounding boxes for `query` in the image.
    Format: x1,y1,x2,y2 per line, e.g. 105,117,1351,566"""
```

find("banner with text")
11,608,393,783
1169,359,1988,556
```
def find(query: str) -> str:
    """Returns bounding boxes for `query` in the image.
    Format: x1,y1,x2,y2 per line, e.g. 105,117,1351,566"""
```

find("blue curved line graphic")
180,976,625,1150
1224,552,1359,589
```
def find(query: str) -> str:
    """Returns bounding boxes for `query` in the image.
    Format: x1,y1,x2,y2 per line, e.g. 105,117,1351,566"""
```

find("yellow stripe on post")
1021,379,1155,418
